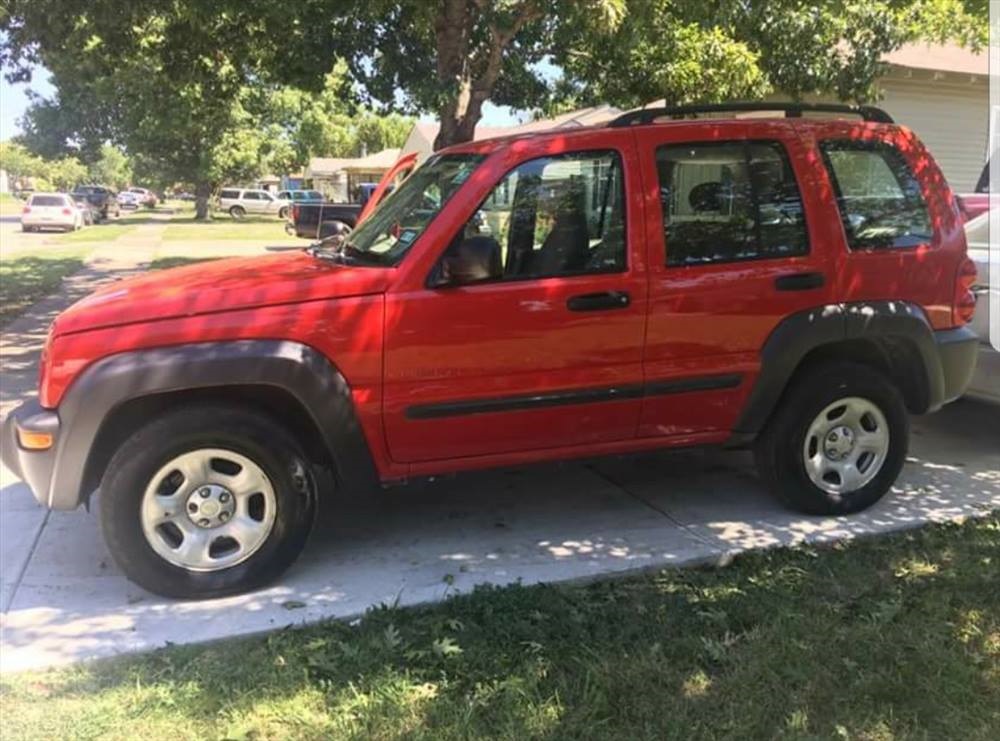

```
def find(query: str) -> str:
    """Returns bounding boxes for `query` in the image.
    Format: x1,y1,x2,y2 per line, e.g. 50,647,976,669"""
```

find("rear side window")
30,195,66,207
820,140,932,250
219,189,240,199
657,141,808,266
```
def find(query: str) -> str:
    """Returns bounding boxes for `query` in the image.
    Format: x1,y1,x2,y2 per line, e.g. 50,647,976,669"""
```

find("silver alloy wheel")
140,448,277,572
803,397,890,495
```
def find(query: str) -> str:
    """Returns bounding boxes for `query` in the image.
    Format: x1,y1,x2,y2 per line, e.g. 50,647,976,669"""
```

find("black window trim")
425,147,630,289
818,137,934,252
658,138,811,268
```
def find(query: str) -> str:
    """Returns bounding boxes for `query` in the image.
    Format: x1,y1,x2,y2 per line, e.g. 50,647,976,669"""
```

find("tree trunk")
194,181,212,220
431,0,542,151
434,88,487,151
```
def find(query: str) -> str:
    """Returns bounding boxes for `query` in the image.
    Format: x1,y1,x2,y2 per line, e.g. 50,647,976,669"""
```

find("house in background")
400,105,623,162
874,42,987,192
636,42,988,193
0,169,9,194
305,148,401,202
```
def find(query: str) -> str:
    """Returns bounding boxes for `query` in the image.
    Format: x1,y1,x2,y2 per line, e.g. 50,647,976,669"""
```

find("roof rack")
607,102,894,127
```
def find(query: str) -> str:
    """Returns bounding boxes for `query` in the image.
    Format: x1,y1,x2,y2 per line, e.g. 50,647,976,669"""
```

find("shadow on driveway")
1,398,996,673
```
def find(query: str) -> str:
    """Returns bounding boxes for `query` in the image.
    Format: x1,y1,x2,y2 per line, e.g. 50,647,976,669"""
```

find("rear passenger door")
242,191,265,213
634,123,836,438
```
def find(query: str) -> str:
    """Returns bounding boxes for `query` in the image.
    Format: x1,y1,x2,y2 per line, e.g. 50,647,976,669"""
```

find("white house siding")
877,74,988,192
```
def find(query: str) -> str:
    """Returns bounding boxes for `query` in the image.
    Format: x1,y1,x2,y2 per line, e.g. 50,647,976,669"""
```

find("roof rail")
607,102,894,127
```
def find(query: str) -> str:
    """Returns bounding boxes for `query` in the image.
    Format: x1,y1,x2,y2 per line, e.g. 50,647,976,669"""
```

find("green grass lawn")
0,191,25,217
0,247,88,326
51,222,141,243
147,256,219,271
1,516,996,740
162,214,289,241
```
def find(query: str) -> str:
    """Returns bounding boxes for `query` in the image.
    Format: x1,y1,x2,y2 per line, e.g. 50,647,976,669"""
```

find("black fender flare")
50,340,378,509
732,300,954,440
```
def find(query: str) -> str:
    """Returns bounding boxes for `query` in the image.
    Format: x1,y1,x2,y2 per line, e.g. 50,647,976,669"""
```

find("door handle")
775,272,825,291
567,291,631,312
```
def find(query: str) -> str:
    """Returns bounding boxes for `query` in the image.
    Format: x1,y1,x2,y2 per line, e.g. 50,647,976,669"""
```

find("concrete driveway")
2,398,997,673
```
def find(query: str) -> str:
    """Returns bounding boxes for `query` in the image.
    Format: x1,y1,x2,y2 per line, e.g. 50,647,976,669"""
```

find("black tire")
278,206,290,219
229,205,246,219
100,405,316,599
753,361,908,516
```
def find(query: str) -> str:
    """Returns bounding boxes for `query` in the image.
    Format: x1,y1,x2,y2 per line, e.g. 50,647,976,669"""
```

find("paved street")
1,220,998,674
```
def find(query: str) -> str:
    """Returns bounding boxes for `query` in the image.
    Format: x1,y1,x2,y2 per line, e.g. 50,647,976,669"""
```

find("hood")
52,251,392,336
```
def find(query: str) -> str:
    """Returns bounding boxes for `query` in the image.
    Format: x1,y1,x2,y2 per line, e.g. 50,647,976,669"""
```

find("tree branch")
472,0,542,98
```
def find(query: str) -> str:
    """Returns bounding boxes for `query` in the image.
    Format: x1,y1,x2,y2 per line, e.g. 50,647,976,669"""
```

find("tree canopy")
1,3,412,217
1,0,987,200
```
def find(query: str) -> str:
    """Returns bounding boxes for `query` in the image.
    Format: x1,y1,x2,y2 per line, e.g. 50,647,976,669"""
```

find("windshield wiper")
304,239,382,266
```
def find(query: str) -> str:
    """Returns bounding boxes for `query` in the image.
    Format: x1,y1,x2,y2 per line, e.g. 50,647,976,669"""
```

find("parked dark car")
72,196,101,225
71,185,120,221
288,201,365,238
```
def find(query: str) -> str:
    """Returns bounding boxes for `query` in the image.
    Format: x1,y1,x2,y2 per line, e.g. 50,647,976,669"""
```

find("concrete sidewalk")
2,398,997,673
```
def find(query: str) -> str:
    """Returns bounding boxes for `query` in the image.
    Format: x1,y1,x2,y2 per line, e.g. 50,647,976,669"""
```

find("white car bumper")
21,214,77,229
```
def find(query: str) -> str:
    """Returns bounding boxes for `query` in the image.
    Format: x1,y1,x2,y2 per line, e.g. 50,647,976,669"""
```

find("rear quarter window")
820,140,932,250
219,189,240,199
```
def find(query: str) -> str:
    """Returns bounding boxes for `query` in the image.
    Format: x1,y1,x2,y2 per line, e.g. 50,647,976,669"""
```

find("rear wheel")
754,361,908,515
100,405,316,598
229,205,246,219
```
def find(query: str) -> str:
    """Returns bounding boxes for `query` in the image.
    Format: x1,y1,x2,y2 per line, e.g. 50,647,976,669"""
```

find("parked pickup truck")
3,103,979,599
70,184,120,221
289,153,417,238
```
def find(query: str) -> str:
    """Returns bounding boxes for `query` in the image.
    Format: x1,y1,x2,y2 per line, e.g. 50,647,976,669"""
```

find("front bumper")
2,399,60,509
933,326,980,407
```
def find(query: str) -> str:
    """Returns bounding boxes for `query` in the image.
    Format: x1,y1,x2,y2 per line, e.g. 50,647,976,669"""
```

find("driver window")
445,150,626,283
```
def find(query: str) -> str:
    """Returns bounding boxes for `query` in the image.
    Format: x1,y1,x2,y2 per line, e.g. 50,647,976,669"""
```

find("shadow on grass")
147,257,219,271
169,214,283,226
1,517,997,740
0,255,85,327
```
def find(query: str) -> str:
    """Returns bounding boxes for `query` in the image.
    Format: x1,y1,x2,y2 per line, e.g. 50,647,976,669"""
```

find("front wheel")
278,206,290,219
754,361,908,515
100,405,316,598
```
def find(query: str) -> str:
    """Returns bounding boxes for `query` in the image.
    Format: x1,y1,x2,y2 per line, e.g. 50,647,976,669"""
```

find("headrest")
689,182,722,212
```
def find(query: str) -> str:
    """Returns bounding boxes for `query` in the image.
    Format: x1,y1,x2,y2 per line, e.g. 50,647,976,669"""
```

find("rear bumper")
933,326,979,408
21,216,75,228
2,400,61,509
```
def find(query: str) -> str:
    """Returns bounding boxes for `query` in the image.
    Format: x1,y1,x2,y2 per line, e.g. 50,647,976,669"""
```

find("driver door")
382,142,648,464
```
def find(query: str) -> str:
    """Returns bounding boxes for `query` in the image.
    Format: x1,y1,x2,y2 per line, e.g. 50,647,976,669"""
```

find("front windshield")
341,153,485,266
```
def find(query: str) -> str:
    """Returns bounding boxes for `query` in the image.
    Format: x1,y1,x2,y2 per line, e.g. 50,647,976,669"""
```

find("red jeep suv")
3,103,979,599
